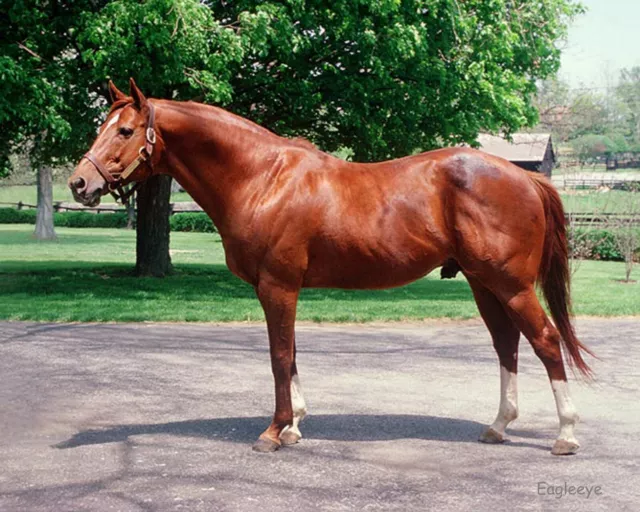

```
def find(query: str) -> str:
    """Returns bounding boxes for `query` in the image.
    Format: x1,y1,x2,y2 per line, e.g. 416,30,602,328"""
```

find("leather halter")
81,102,157,204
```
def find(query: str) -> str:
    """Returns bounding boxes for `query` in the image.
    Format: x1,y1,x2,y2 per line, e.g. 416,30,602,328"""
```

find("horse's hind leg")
496,286,580,455
467,276,520,443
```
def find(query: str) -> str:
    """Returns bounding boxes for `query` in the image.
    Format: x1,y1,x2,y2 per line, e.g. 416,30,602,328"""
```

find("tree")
2,0,582,270
616,67,640,149
534,78,573,141
0,2,73,239
570,134,615,165
610,183,640,283
216,0,583,160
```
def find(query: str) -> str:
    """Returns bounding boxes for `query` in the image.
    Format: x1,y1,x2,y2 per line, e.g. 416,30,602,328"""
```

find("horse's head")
68,78,161,206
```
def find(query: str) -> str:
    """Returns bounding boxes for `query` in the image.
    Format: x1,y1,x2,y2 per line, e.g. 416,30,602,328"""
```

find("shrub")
0,208,37,224
570,228,639,262
170,213,216,233
588,230,623,261
57,211,128,228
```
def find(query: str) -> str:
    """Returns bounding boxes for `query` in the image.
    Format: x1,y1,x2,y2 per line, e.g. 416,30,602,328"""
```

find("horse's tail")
528,172,594,378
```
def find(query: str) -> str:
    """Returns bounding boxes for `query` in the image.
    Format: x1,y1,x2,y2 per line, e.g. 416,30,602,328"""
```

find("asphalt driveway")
0,319,638,511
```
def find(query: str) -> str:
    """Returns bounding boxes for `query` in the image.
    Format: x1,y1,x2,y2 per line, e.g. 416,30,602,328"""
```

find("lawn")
559,190,638,214
0,184,190,205
1,225,637,322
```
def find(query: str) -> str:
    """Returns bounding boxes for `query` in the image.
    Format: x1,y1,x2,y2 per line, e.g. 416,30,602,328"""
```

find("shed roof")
477,133,553,162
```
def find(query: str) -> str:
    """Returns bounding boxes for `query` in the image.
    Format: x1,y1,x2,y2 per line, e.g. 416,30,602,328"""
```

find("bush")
0,208,37,224
587,230,623,261
0,208,216,232
56,211,128,228
570,228,639,261
170,213,216,233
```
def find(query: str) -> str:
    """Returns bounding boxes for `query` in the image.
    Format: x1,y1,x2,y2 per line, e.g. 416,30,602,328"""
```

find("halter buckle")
146,127,156,144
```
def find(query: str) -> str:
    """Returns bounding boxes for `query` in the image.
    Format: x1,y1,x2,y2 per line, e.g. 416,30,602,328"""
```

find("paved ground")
0,319,638,511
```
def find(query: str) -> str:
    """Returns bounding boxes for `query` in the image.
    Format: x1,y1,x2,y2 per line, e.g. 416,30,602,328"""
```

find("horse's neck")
154,100,279,234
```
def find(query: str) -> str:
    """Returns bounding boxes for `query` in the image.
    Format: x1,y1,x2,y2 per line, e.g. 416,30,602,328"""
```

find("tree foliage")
2,0,583,167
616,67,640,150
536,66,640,152
214,0,583,160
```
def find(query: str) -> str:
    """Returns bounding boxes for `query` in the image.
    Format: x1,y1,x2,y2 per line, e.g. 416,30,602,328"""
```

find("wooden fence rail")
555,178,640,190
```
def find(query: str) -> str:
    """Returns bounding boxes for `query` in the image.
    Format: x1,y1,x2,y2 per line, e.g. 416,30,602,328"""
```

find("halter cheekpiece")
81,102,157,204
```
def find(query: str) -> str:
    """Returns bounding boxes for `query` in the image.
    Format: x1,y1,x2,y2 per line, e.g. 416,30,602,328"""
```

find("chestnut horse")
69,79,592,455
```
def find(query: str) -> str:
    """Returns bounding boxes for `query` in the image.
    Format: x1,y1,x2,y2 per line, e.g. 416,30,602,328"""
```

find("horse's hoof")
252,438,280,453
478,427,505,444
551,439,579,456
280,429,302,446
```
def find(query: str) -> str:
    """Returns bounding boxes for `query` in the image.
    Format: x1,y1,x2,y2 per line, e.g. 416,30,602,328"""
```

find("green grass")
1,225,637,322
0,184,78,205
0,184,191,205
559,190,637,214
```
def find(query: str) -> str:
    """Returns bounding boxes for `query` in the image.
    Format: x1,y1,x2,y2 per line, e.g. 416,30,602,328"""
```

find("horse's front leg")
253,273,301,453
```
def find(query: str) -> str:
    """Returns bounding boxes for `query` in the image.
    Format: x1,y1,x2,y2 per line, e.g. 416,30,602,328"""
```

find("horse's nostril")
71,177,86,192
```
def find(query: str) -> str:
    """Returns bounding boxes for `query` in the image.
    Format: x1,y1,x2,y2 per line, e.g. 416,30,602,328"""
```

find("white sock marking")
551,379,579,444
490,367,518,435
289,374,307,435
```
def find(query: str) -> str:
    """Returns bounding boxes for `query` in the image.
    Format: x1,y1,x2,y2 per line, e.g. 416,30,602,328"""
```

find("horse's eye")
119,127,134,137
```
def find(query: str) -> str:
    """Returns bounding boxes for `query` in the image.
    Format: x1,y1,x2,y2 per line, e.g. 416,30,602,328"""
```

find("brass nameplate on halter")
120,153,146,181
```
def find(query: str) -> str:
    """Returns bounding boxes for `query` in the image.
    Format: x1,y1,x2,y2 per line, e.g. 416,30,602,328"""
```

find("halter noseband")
81,102,157,204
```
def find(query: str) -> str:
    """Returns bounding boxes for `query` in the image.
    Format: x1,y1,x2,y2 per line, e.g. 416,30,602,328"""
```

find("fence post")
17,201,23,210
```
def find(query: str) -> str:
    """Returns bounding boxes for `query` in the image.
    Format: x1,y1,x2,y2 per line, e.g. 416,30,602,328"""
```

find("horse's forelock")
108,99,133,115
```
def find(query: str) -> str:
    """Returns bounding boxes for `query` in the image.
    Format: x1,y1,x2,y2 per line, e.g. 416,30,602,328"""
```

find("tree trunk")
34,164,56,240
126,198,136,229
135,174,173,276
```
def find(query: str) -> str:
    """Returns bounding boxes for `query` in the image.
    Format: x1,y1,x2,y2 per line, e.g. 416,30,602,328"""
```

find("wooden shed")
477,133,556,177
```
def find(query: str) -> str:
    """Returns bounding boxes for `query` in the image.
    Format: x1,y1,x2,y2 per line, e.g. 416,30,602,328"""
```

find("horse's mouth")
72,189,103,208
85,196,102,207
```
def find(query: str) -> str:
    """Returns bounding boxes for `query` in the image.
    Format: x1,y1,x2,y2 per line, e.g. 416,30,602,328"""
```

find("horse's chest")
221,238,260,286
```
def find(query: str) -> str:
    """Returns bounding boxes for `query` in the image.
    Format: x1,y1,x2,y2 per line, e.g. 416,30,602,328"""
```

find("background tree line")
1,0,582,275
535,67,640,165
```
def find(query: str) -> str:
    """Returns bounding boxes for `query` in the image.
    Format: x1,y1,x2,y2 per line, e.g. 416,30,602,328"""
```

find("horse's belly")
302,243,445,289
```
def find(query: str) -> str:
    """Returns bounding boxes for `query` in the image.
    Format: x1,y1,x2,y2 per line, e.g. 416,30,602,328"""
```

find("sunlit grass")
0,184,191,205
560,190,637,214
1,225,637,323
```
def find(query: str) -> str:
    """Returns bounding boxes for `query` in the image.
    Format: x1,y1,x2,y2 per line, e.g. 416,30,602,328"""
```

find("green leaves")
1,0,582,172
78,0,244,100
223,0,582,160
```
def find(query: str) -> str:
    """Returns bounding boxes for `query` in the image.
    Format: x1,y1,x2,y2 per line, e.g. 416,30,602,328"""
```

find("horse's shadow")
54,414,550,451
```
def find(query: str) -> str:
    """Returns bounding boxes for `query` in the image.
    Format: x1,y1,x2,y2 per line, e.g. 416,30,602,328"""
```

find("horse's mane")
289,137,316,150
106,98,319,152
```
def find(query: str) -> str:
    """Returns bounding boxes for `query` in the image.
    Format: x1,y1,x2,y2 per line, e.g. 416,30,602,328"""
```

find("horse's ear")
129,78,147,109
108,80,127,103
